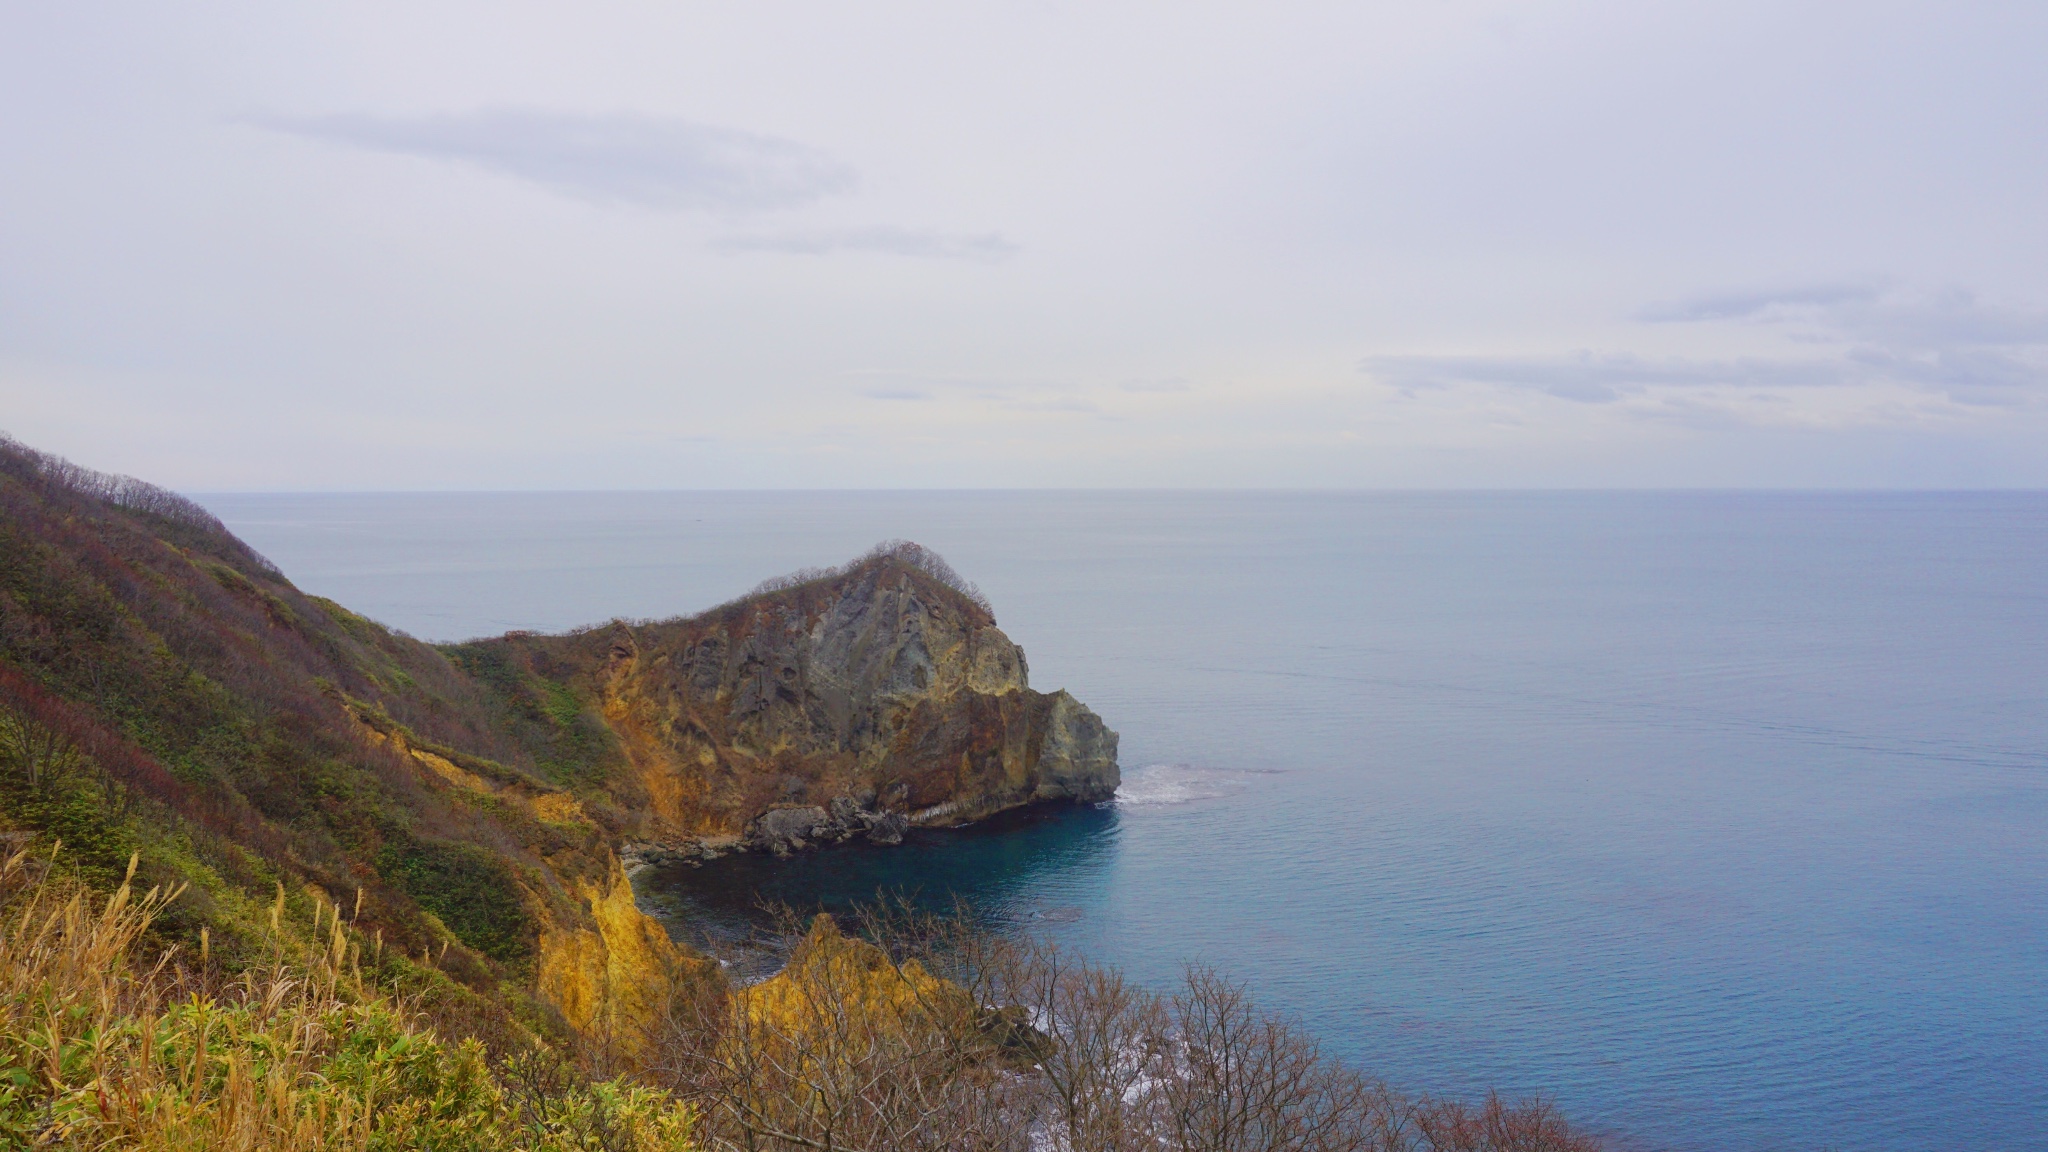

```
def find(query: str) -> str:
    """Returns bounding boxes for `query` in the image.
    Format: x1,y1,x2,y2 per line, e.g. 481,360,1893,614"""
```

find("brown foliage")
0,432,268,569
648,912,1027,1152
642,902,1602,1152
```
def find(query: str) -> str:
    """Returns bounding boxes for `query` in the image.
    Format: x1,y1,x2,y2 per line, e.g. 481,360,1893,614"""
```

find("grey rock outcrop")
744,794,916,855
535,543,1119,855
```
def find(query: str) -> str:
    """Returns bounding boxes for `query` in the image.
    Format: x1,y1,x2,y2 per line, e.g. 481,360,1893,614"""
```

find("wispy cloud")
1368,286,2048,408
1635,284,1881,324
253,109,854,211
836,370,1133,418
712,227,1017,261
1121,377,1193,393
1640,283,2048,346
1365,352,1843,403
1001,397,1100,413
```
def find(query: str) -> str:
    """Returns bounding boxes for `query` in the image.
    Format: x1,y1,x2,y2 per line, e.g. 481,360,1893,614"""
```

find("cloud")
1370,286,2048,407
1642,284,2048,347
841,372,1100,414
1636,284,1881,323
1001,397,1099,413
1121,377,1193,393
1364,351,1845,403
712,227,1017,261
254,109,854,211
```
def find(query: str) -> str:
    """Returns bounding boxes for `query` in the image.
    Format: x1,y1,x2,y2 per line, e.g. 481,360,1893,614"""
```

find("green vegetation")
0,433,617,1064
441,644,616,790
376,837,534,963
0,849,697,1150
0,713,135,883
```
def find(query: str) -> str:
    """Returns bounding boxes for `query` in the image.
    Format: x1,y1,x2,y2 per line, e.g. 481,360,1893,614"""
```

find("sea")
202,491,2048,1152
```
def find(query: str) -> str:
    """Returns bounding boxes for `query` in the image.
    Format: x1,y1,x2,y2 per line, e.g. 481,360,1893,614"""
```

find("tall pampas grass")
0,845,697,1151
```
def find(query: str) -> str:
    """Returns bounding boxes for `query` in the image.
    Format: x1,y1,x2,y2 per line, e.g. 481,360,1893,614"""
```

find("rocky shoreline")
623,792,914,867
622,781,1123,869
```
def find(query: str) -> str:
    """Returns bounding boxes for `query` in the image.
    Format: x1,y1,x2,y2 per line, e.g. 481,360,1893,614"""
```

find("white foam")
1111,762,1276,808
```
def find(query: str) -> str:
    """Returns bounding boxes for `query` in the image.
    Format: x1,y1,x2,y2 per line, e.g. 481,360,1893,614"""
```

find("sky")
2,1,2045,490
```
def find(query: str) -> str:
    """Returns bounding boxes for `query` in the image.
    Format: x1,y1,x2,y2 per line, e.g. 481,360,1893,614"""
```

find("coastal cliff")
453,542,1120,859
0,435,1115,1052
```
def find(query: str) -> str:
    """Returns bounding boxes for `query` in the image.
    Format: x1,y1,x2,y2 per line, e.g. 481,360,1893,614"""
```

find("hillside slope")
0,435,1116,1044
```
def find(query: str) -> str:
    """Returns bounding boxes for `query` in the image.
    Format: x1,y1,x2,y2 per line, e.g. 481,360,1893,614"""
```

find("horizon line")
187,485,2048,497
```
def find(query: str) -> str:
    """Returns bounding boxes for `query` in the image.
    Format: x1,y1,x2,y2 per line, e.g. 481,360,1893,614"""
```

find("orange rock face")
495,548,1120,857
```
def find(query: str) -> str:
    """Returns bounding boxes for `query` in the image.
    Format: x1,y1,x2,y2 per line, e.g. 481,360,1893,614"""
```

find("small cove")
632,802,1121,982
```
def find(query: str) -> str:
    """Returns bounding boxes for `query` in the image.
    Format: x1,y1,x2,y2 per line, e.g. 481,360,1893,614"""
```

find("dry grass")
0,846,699,1151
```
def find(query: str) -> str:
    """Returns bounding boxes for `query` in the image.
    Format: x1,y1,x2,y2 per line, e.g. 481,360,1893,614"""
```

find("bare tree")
0,708,79,788
981,939,1166,1152
649,911,1028,1152
642,901,1603,1152
1411,1092,1602,1152
1144,966,1401,1152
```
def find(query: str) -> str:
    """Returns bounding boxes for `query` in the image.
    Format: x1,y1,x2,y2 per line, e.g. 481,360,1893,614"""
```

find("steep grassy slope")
0,435,696,1046
0,852,701,1149
0,435,1113,1044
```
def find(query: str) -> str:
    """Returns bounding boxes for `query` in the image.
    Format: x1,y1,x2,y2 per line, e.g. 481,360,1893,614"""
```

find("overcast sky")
3,1,2045,489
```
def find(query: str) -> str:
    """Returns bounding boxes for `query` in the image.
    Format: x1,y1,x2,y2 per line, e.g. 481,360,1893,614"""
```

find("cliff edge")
0,433,1114,1056
455,542,1120,859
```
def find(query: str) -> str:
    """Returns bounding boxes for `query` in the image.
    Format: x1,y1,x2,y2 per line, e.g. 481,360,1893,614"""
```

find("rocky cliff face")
476,545,1120,859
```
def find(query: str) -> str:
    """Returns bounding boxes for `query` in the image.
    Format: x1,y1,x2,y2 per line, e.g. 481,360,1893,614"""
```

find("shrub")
0,846,699,1151
744,540,994,618
375,838,534,964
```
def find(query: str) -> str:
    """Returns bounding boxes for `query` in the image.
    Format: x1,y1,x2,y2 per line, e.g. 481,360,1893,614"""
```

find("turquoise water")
205,491,2048,1151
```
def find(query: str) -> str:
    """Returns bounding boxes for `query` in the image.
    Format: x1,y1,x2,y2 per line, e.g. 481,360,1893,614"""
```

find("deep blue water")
203,491,2048,1152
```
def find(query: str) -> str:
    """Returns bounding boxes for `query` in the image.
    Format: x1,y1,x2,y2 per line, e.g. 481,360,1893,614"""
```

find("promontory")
453,541,1121,860
0,433,1117,1049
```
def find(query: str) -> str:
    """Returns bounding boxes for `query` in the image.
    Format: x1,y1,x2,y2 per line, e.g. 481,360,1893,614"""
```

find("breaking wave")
1111,763,1278,808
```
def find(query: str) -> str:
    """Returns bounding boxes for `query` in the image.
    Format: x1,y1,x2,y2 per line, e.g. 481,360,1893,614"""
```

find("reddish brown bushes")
0,663,186,811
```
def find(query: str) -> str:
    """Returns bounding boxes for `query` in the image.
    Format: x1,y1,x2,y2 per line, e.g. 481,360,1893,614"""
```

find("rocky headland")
458,541,1121,864
0,432,1116,1053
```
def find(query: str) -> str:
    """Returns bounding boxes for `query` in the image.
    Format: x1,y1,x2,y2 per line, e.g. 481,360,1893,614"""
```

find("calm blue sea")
203,491,2048,1152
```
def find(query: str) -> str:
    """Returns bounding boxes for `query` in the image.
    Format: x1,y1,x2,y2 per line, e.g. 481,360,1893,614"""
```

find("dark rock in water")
751,805,832,853
744,794,916,853
864,810,909,845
